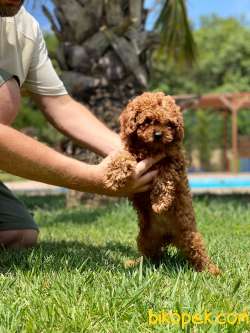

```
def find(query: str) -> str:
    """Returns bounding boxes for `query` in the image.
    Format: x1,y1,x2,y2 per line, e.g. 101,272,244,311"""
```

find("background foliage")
151,16,250,170
14,16,250,170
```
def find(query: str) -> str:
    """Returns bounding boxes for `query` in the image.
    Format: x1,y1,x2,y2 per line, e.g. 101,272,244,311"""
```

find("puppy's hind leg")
124,230,164,268
173,231,221,275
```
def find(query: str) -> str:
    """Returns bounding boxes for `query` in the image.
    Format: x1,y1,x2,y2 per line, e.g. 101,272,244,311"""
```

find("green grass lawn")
0,195,249,333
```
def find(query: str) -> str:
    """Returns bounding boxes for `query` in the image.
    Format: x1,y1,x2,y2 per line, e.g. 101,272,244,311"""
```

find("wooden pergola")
174,92,250,173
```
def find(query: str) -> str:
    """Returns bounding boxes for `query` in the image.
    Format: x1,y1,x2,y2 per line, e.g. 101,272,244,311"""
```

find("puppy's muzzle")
154,131,162,141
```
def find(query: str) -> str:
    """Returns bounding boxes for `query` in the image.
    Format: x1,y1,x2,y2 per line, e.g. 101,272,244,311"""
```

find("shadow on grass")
17,195,126,226
38,206,111,226
0,240,135,273
0,241,189,275
155,250,188,273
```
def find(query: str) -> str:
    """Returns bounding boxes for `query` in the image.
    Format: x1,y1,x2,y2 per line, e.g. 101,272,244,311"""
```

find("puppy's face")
120,92,184,153
135,114,177,147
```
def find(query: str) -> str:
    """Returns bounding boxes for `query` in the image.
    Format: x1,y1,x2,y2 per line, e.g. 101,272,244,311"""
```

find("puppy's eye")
166,122,174,129
144,118,151,125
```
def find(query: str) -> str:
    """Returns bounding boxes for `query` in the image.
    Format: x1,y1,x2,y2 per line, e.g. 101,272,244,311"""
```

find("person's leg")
0,181,39,249
0,70,39,249
0,229,38,249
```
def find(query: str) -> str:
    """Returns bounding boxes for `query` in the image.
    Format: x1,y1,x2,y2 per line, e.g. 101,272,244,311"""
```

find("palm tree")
41,0,196,205
42,0,195,134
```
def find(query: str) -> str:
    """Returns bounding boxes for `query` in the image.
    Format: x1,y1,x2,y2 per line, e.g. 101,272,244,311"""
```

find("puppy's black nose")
154,131,162,140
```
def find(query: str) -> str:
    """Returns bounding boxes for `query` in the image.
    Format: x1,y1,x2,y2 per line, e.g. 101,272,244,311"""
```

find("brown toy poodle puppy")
104,92,220,275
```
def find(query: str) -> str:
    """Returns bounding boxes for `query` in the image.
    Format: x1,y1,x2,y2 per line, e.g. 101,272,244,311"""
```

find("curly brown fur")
104,151,137,191
104,92,220,275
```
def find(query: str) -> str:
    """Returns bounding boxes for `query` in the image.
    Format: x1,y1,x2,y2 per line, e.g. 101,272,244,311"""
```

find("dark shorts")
0,68,20,87
0,181,39,231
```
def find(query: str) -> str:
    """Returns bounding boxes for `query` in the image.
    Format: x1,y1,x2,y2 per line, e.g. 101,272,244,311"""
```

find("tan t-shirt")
0,6,67,96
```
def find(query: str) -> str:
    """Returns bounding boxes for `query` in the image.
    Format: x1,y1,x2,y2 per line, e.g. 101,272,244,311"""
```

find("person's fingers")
135,154,165,176
135,170,158,188
115,170,157,196
134,185,152,193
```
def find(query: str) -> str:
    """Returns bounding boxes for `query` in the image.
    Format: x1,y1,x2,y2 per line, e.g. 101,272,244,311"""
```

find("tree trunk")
44,0,159,206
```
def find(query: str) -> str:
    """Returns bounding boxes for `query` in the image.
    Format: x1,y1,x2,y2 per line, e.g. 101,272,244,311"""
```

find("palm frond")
155,0,197,66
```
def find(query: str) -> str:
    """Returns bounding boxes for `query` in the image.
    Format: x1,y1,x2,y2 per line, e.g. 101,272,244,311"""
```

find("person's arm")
0,124,163,196
25,20,120,156
31,93,121,157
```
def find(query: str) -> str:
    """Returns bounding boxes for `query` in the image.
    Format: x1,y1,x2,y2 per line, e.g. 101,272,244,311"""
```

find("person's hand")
91,152,165,197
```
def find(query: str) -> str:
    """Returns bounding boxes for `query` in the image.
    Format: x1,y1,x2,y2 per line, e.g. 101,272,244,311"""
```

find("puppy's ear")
175,106,184,141
120,104,138,141
164,95,184,141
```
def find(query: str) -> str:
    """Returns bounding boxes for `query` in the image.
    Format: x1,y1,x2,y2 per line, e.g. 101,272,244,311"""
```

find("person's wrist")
61,158,99,194
88,164,102,191
112,137,123,151
85,163,117,196
78,164,104,194
103,136,123,156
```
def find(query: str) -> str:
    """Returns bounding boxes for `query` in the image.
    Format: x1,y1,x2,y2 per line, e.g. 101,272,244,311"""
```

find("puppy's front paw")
152,201,171,214
104,151,136,191
151,180,175,214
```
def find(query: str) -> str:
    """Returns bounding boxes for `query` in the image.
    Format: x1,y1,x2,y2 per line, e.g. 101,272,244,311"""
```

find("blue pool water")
189,177,250,189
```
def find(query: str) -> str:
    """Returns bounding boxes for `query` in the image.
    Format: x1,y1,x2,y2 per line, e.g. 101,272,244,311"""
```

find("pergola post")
175,92,250,173
223,110,230,172
231,107,238,173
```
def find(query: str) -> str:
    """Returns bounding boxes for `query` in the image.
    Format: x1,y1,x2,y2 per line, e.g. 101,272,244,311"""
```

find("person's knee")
0,78,21,125
0,229,39,249
20,229,39,248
